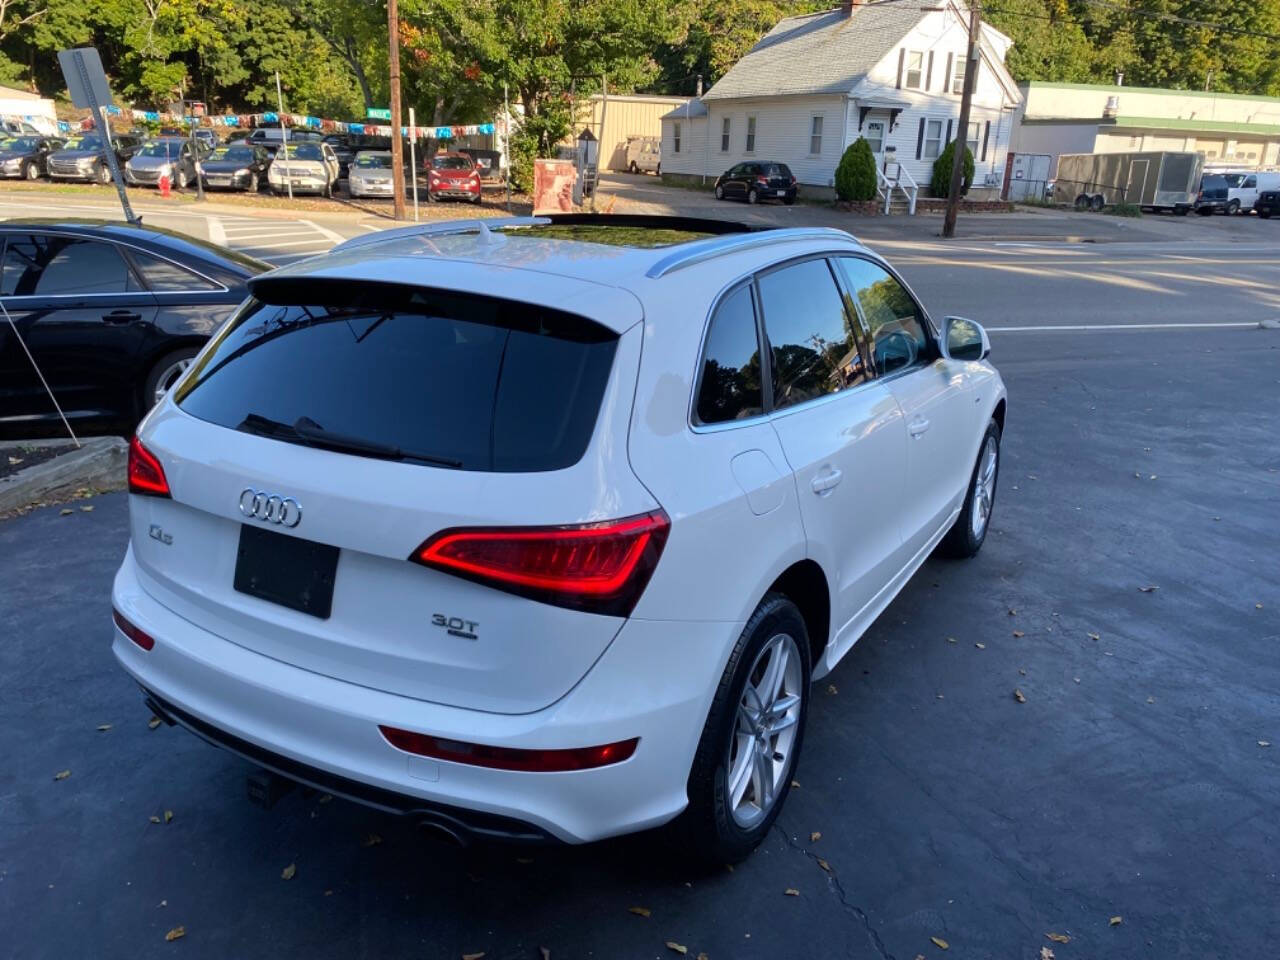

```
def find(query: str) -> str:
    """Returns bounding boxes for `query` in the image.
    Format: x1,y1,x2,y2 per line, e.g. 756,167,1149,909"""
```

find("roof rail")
644,227,859,279
329,216,551,254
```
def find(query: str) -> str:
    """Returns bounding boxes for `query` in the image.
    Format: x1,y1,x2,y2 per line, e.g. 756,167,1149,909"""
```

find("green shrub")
1104,201,1143,218
835,137,877,202
931,140,974,198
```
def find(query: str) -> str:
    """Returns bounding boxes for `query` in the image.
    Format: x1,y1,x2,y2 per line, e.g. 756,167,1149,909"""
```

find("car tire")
655,163,660,176
674,593,811,865
96,163,112,185
1226,199,1240,215
1073,194,1089,211
714,184,724,200
1260,209,1272,219
247,172,258,193
747,187,759,205
1197,206,1213,216
629,161,638,174
783,195,795,206
1174,205,1189,216
143,347,200,410
1090,194,1105,212
939,418,1001,558
175,168,189,190
23,160,39,181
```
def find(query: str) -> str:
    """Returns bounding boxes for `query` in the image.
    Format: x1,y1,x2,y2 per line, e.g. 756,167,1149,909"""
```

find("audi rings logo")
239,489,302,528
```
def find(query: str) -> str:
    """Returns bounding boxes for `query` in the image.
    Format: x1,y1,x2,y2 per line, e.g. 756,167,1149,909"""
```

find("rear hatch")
1198,175,1228,203
761,163,794,195
130,271,655,715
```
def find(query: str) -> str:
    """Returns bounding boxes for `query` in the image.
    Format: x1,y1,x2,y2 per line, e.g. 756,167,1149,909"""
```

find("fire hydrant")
158,174,171,198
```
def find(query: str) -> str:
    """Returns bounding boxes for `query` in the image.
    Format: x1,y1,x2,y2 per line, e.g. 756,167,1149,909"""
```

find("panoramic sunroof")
511,224,714,248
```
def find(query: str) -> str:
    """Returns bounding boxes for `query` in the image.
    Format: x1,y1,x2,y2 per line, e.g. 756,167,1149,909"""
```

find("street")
1,185,1278,959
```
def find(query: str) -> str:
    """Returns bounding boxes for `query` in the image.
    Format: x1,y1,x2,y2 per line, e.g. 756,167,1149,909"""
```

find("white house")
660,0,1022,202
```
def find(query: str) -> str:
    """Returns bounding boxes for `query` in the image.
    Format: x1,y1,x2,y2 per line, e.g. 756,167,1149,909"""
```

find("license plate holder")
776,189,786,196
234,524,338,619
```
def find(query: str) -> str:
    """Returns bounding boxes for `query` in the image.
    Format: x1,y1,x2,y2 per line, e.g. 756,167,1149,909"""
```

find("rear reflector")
379,725,639,772
112,608,155,651
410,510,669,616
128,436,170,498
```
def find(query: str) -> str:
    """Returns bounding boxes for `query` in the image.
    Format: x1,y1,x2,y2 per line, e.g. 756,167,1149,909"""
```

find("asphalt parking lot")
3,317,1277,958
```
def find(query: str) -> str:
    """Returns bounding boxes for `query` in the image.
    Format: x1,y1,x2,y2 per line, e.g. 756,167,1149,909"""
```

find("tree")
834,137,876,202
931,140,973,198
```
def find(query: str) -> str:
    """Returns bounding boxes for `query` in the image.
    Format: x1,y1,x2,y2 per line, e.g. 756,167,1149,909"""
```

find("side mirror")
943,316,990,361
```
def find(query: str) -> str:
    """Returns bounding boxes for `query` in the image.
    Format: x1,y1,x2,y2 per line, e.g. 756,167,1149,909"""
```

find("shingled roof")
702,3,926,101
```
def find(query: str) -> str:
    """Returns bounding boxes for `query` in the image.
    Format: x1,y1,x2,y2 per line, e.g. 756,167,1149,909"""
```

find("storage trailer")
1053,151,1202,213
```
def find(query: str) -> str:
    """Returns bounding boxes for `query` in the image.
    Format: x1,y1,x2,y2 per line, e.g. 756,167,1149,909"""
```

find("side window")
1244,175,1256,188
130,251,220,292
836,257,929,376
696,284,764,424
758,258,869,410
0,235,137,296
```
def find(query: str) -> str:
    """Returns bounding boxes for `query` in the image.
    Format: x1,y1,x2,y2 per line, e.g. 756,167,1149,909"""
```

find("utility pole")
942,0,980,239
387,0,406,220
503,81,511,211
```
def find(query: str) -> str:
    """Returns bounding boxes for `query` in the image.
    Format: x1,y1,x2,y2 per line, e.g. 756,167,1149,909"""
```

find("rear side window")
176,285,618,472
0,235,139,296
757,258,869,410
130,251,221,292
696,284,763,424
836,257,929,375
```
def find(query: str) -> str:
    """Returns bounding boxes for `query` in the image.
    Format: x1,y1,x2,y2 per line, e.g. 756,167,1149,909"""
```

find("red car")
427,152,483,204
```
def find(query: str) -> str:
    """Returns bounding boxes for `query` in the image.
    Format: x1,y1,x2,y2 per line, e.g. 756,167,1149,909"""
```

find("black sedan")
0,221,268,439
1254,190,1280,219
714,162,797,205
47,133,142,184
0,136,64,180
200,143,272,192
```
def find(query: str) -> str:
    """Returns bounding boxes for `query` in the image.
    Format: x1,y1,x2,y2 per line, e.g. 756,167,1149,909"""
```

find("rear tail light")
756,175,769,185
379,726,639,772
112,608,155,651
410,510,669,616
128,436,170,498
790,176,797,185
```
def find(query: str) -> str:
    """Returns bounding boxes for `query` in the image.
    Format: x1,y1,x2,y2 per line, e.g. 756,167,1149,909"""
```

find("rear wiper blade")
292,416,462,468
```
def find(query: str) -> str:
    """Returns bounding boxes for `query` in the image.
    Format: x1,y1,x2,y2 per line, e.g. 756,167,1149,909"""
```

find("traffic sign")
367,108,391,120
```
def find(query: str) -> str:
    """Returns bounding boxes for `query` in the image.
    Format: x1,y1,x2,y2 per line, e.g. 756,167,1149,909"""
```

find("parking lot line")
236,238,335,252
988,321,1262,332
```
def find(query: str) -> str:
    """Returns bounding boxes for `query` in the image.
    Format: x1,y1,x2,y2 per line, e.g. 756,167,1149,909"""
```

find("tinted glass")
177,288,618,473
836,257,929,375
355,153,392,168
132,251,220,292
433,156,473,170
2,137,38,152
279,144,323,161
62,136,101,151
758,258,868,409
137,140,185,157
1,235,135,296
210,146,254,162
1223,173,1245,187
696,284,763,424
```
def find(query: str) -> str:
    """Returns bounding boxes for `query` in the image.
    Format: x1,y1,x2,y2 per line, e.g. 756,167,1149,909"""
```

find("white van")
625,136,660,175
1224,171,1280,214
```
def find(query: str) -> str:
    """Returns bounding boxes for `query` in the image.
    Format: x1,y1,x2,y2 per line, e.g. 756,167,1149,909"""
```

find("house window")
865,119,885,154
810,115,824,154
905,51,924,89
673,122,681,154
745,115,756,153
952,55,967,94
923,119,943,159
721,117,731,152
966,121,981,157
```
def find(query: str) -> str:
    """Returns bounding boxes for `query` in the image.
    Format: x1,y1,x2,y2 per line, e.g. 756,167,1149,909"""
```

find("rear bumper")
111,545,735,843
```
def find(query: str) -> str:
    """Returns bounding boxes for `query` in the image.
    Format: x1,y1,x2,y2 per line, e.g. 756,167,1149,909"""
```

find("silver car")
347,150,404,198
125,138,208,189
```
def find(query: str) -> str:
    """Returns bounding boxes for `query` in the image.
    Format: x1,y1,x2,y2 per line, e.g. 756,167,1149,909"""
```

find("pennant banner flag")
62,107,496,140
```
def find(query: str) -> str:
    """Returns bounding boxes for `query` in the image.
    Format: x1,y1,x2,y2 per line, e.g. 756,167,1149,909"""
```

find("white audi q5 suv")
112,216,1006,862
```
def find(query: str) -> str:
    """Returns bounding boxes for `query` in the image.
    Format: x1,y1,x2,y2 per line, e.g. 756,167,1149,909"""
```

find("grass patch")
1104,202,1143,218
1017,197,1056,209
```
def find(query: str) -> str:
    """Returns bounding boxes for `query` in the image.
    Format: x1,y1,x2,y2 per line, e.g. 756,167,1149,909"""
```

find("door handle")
811,469,842,495
102,310,141,324
908,417,931,438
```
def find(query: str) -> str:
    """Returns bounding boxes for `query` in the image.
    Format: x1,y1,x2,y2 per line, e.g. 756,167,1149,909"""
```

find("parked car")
47,133,142,184
1,118,42,136
426,152,482,203
1222,171,1280,215
1254,189,1280,219
0,220,267,439
347,150,408,198
266,141,340,196
714,162,797,205
460,148,502,179
111,214,1005,862
322,134,357,179
193,128,219,149
200,143,272,192
1194,173,1230,214
246,128,322,155
125,138,210,189
625,136,660,174
0,135,64,180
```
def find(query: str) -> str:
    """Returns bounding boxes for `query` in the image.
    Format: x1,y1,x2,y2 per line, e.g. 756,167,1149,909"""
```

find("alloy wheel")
153,356,194,405
725,632,803,828
970,435,998,540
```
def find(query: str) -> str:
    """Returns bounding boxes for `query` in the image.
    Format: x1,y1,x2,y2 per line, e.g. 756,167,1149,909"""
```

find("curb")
0,437,128,514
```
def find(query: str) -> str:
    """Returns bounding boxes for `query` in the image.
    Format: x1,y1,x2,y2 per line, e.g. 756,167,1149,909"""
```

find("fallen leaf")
975,642,986,649
931,935,950,949
1008,608,1017,616
149,816,161,824
1149,474,1157,480
1256,603,1264,610
158,899,167,907
53,769,70,781
1046,932,1071,943
148,716,162,730
826,684,838,695
59,508,73,516
462,953,485,960
1073,677,1081,683
165,926,185,942
946,636,957,643
665,943,688,955
7,456,21,465
790,780,800,789
1012,631,1024,638
696,954,709,960
809,831,821,843
1013,689,1027,703
541,949,551,960
164,810,173,824
936,694,945,700
80,505,94,512
1041,949,1055,960
1019,669,1027,676
323,890,333,896
1258,741,1271,748
97,724,112,732
1088,632,1101,641
1109,915,1122,926
318,793,333,804
784,888,800,896
1138,585,1157,593
1146,696,1155,704
361,833,382,847
281,863,296,880
816,858,832,873
627,906,651,918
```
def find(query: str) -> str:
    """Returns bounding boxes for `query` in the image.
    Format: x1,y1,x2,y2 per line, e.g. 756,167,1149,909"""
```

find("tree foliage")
931,140,973,198
835,137,876,202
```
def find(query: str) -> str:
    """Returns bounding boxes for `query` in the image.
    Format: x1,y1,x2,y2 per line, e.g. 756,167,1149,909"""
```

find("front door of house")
864,119,887,166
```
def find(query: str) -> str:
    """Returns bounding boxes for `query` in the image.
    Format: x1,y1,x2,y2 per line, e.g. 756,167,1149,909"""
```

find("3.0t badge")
239,488,302,528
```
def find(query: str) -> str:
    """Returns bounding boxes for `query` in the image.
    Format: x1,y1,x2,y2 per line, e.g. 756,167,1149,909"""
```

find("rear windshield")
1200,175,1227,190
176,284,618,472
433,156,472,170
